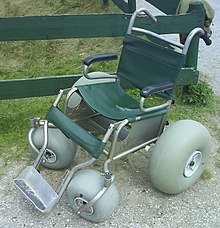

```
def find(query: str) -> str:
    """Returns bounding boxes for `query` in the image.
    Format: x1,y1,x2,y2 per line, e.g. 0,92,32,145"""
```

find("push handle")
183,28,212,55
127,8,157,35
200,31,212,46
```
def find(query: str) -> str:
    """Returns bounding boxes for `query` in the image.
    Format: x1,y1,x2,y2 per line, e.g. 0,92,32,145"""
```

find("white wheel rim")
74,197,94,215
66,93,82,109
184,151,202,177
43,149,57,164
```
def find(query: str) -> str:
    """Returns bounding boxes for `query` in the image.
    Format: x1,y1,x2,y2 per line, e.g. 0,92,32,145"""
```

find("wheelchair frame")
13,8,212,222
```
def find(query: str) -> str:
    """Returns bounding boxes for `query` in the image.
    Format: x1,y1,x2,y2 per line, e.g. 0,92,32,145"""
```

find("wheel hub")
74,197,94,215
43,149,57,164
184,151,202,177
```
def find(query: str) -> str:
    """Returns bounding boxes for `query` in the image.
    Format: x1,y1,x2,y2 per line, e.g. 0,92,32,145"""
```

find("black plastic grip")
84,53,118,66
141,82,174,98
201,32,212,46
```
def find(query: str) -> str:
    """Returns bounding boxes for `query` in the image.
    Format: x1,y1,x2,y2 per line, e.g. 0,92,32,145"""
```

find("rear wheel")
29,126,77,169
149,120,212,194
67,169,119,222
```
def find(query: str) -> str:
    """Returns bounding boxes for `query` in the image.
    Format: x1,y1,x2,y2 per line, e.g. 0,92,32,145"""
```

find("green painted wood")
0,75,81,99
0,68,198,100
0,5,205,41
127,0,136,13
178,68,199,85
0,3,206,99
136,12,204,34
0,14,130,41
181,4,206,70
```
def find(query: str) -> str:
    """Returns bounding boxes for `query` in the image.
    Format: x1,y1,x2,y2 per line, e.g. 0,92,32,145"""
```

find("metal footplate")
13,166,59,213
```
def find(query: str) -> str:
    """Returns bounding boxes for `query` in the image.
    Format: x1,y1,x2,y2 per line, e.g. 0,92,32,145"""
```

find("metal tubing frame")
127,9,206,58
32,75,170,212
102,123,116,143
182,27,205,55
108,119,129,160
103,137,158,173
139,98,172,113
56,158,97,199
77,172,115,214
28,128,41,156
127,8,157,34
29,88,117,208
131,27,184,50
83,65,117,79
32,120,49,169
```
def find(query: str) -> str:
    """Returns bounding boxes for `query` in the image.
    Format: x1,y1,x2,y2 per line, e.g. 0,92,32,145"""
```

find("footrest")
13,166,59,213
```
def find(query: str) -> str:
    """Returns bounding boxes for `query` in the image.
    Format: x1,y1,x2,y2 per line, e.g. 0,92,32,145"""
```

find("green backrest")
117,34,186,91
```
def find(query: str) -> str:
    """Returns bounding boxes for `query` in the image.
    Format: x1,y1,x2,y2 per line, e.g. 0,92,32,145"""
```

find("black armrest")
200,31,212,46
140,82,174,98
84,54,118,66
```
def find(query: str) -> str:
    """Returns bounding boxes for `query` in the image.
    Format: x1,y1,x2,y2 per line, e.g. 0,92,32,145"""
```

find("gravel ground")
0,1,220,227
0,144,220,228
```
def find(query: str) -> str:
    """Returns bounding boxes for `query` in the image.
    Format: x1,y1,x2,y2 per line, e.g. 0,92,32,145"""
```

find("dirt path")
1,144,220,228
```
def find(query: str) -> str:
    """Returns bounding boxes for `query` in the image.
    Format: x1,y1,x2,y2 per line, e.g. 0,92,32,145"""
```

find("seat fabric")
77,81,166,122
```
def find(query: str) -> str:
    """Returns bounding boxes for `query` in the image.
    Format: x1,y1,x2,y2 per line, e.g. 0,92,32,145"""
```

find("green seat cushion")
77,82,167,122
77,82,142,121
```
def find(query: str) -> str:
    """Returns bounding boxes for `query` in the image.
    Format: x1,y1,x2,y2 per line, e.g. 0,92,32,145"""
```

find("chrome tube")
127,8,157,35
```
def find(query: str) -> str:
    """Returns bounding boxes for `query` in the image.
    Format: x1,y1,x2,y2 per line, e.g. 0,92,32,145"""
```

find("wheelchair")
14,8,212,222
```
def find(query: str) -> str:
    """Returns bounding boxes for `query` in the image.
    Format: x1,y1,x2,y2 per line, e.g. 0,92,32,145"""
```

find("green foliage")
180,81,214,106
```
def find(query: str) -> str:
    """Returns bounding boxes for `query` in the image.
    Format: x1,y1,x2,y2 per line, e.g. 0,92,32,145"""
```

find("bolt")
189,161,195,167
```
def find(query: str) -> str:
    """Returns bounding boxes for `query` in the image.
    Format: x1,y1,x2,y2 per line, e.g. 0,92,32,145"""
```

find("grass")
0,38,122,80
0,0,122,164
0,96,55,164
0,0,120,16
0,0,220,169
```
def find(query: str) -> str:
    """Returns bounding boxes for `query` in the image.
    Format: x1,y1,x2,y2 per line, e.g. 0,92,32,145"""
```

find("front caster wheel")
149,120,212,194
67,169,119,222
29,126,77,169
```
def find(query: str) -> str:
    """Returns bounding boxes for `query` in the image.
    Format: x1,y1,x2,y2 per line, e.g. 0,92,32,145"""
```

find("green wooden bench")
0,0,206,99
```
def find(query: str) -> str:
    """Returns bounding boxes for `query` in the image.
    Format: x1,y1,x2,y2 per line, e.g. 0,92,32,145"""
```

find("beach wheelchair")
14,8,212,222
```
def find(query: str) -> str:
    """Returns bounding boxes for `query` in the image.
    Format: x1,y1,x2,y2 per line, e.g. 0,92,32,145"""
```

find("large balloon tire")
67,169,119,222
29,126,77,170
149,120,212,194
